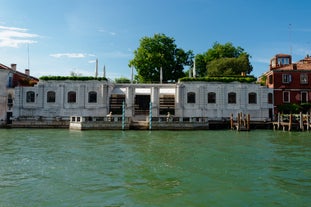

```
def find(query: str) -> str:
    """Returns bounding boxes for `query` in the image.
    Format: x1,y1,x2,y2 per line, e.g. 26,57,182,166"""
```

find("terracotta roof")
0,63,11,70
274,54,291,58
277,64,311,70
0,63,39,81
273,56,311,71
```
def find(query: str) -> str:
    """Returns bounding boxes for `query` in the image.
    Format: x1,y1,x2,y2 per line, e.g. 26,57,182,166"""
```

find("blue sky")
0,0,310,79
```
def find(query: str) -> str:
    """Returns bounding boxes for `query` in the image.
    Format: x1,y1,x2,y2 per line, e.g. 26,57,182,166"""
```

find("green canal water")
0,129,310,207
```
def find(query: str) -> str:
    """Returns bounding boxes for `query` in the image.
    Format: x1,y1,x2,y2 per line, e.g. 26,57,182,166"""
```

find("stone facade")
0,69,13,125
13,80,274,122
176,82,273,121
13,80,110,119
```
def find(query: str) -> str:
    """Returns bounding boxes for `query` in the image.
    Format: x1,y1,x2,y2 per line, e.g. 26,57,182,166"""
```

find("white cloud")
98,28,117,36
88,60,96,63
0,25,39,48
50,53,88,58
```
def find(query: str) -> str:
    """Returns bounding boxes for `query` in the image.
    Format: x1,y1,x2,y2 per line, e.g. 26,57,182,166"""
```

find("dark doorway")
135,95,150,115
159,94,175,115
109,94,125,115
6,112,13,124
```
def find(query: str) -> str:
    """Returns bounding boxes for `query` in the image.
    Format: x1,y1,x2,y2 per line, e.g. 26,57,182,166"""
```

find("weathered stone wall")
13,80,274,123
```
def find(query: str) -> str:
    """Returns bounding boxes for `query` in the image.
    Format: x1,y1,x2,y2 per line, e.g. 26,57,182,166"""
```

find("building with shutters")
261,54,311,114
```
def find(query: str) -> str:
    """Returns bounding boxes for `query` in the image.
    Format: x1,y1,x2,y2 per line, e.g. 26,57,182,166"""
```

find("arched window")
268,93,273,104
228,92,236,104
208,92,216,103
187,92,196,103
26,91,35,103
47,91,56,103
248,92,257,104
68,91,76,103
88,91,97,103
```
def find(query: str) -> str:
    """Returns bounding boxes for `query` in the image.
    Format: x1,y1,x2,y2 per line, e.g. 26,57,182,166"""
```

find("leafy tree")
115,77,131,83
195,42,253,77
207,54,252,76
129,33,193,83
277,103,302,114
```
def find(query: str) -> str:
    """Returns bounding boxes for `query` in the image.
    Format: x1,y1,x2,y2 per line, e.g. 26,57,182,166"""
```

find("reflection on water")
0,129,310,206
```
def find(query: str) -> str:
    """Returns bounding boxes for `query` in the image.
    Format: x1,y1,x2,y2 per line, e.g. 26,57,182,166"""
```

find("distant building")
0,63,39,125
261,54,311,114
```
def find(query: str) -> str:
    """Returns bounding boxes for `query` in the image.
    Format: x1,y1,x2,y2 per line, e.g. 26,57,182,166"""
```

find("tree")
207,54,252,76
115,77,131,83
195,42,253,77
129,33,193,83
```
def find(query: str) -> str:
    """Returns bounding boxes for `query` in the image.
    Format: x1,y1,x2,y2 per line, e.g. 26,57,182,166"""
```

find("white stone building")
176,81,273,121
13,79,274,122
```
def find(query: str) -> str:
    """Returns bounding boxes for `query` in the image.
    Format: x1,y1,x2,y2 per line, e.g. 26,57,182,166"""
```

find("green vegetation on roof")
179,76,257,83
39,76,107,81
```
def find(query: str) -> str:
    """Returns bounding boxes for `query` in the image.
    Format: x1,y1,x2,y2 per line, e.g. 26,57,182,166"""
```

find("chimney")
25,69,30,76
293,64,297,70
11,64,17,71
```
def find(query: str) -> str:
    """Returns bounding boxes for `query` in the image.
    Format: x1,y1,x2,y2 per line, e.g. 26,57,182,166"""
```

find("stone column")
151,87,159,116
217,85,224,118
126,86,134,117
79,84,86,109
175,84,184,117
37,84,44,109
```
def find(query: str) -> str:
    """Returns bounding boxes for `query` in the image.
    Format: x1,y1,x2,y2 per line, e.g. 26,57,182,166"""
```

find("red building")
262,54,311,114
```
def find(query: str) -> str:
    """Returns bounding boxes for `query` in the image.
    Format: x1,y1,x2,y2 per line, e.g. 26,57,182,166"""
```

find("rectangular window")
301,91,308,103
47,91,56,103
228,92,236,104
300,73,308,84
26,91,35,103
88,91,97,103
282,74,292,84
278,57,289,65
268,75,273,84
187,92,196,103
283,91,290,103
208,92,216,103
7,77,13,88
268,93,273,104
248,93,257,104
68,91,76,103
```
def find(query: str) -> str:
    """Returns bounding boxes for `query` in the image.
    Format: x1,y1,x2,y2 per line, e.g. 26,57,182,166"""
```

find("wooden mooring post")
273,112,311,131
230,112,250,131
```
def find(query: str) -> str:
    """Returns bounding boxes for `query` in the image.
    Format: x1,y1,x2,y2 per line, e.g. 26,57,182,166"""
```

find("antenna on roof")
27,43,30,69
288,23,292,56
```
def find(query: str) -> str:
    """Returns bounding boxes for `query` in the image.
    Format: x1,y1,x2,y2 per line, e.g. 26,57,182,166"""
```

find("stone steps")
129,120,149,130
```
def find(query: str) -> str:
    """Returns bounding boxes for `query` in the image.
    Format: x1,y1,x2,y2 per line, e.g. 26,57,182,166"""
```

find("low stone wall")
151,121,209,130
11,120,69,128
70,121,129,130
